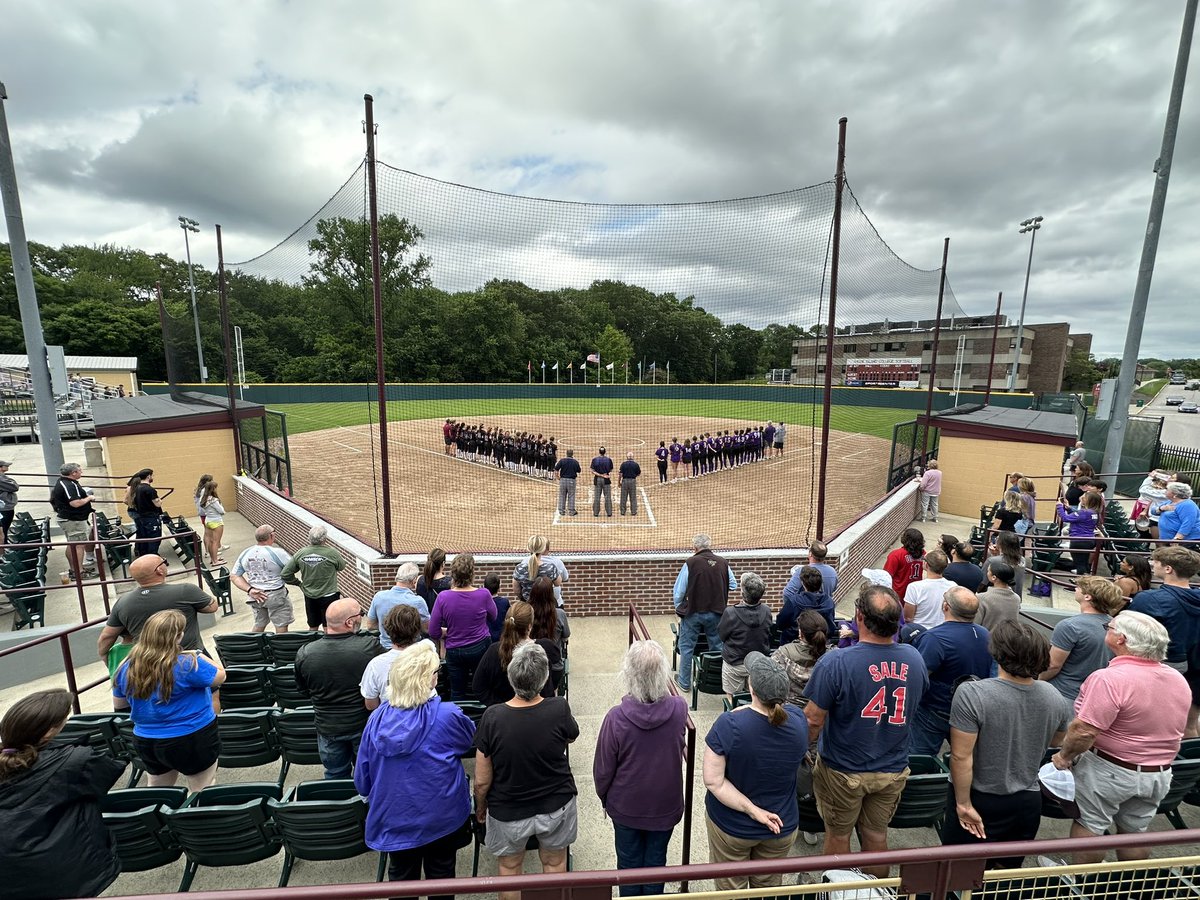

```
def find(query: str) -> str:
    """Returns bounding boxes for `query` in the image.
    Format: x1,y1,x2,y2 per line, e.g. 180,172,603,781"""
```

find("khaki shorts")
249,586,294,629
58,519,91,542
812,756,909,836
722,661,750,695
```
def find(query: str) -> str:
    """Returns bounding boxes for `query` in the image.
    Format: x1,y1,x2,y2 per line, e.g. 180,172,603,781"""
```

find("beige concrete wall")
75,368,137,392
937,435,1065,519
102,428,239,518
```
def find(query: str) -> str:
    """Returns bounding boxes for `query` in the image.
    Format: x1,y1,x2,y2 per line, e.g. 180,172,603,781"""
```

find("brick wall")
1026,323,1071,393
235,475,919,617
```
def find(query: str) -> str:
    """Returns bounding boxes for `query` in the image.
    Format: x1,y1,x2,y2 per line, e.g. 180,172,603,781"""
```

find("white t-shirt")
359,639,437,703
904,577,956,628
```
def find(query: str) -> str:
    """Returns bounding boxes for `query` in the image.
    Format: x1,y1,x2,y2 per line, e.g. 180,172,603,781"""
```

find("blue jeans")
676,612,723,689
613,823,673,895
445,638,490,700
317,732,361,780
909,704,951,757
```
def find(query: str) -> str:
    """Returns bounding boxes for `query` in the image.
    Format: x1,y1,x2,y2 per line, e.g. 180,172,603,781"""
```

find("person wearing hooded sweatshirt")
0,688,126,900
355,643,475,897
1129,547,1200,677
593,641,688,896
718,572,773,700
776,565,837,644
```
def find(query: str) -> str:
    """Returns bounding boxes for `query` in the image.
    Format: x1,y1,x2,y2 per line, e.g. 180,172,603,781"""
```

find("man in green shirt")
282,525,347,631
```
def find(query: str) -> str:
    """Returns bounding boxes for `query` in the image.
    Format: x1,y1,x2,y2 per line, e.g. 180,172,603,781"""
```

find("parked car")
1166,396,1186,406
1181,402,1198,414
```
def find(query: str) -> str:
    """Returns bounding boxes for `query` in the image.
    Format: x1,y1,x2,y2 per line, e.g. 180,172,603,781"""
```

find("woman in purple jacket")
1057,491,1103,576
593,641,688,896
429,554,498,700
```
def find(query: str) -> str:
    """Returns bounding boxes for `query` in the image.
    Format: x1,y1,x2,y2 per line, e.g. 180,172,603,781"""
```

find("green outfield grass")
267,398,913,441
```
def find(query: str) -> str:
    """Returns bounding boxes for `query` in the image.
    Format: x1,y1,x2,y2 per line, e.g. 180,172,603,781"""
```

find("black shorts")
134,718,220,776
444,436,452,445
305,592,341,628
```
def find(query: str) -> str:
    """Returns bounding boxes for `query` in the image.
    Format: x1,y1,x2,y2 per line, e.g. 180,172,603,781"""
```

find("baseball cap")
0,460,11,467
1038,762,1081,819
744,651,789,705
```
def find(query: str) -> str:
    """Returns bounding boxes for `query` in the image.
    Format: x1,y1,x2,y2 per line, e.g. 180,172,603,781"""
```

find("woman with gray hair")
593,641,688,895
280,523,347,630
1154,481,1200,548
474,642,579,900
717,572,773,701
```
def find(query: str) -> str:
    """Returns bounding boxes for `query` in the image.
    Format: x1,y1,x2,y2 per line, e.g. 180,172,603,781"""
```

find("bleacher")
0,512,50,630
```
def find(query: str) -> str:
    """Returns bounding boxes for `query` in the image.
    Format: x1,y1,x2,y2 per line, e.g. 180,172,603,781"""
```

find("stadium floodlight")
178,216,206,382
1007,215,1043,391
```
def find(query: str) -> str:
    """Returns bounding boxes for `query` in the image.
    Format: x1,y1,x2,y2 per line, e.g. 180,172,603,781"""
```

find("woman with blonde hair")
196,477,226,568
356,643,475,897
512,534,564,602
0,689,128,899
112,609,226,791
472,601,562,705
1016,477,1038,535
991,491,1025,533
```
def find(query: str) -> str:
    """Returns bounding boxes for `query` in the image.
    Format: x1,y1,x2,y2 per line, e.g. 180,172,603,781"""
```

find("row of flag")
525,358,670,384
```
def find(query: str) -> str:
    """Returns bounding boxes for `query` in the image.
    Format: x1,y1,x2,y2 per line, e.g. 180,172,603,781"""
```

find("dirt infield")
287,415,890,553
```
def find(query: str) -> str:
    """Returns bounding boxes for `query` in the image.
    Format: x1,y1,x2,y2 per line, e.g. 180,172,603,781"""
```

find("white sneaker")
802,831,819,845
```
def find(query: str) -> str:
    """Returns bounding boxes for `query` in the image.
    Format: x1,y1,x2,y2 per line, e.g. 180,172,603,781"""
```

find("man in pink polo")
1052,611,1190,863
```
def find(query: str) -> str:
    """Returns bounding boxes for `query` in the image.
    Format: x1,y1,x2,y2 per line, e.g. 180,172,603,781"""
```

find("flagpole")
555,363,559,385
527,361,531,384
541,361,545,385
667,361,670,385
625,361,629,385
638,361,642,385
570,363,574,385
597,352,601,390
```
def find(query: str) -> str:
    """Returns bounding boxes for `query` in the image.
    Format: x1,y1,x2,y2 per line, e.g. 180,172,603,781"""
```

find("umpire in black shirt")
591,447,614,517
618,452,642,516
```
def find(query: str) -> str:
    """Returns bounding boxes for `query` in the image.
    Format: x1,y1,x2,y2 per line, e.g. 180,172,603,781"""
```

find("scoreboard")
844,357,921,388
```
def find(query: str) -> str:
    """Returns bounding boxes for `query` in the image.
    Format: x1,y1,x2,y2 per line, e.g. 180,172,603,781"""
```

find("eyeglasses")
155,558,168,571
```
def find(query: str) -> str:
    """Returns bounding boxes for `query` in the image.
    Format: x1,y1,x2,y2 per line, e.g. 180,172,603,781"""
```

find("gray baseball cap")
744,651,789,705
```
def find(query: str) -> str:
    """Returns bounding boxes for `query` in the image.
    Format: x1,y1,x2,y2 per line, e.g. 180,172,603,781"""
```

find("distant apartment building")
791,317,1092,393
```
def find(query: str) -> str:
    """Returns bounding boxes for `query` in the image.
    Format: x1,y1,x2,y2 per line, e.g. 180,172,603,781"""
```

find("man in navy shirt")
804,584,928,877
591,447,614,517
618,451,642,516
554,449,581,516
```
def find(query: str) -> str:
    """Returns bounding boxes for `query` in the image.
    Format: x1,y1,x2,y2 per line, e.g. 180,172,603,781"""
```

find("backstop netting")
225,160,966,555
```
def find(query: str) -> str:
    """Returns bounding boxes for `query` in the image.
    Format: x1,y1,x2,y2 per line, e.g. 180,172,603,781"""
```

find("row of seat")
0,512,49,629
214,631,322,667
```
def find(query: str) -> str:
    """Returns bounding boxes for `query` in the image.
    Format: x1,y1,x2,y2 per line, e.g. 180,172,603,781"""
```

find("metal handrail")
0,615,109,714
627,601,697,889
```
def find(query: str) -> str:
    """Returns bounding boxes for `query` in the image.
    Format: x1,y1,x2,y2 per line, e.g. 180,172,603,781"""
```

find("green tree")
595,324,633,376
1061,349,1102,390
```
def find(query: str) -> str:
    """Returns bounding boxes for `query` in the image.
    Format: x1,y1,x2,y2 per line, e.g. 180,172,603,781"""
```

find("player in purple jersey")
691,437,703,478
669,439,683,482
655,441,669,483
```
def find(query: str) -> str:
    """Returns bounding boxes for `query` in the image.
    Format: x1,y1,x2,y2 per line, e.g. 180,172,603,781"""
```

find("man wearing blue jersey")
804,584,928,877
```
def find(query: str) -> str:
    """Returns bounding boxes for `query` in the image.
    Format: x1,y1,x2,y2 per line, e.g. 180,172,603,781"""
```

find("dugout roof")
93,391,265,437
918,404,1078,447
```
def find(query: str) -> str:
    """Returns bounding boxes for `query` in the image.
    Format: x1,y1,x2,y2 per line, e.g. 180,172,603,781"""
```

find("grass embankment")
267,398,913,441
1136,379,1166,399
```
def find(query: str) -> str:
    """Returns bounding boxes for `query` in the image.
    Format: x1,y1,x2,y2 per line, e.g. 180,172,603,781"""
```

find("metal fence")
1155,442,1200,482
888,419,938,490
239,408,293,495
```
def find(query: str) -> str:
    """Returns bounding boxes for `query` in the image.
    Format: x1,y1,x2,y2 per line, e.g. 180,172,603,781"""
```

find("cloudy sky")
1,0,1196,357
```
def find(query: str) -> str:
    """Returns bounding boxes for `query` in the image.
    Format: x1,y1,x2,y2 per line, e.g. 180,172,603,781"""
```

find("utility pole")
1104,0,1197,477
0,83,63,482
178,216,206,381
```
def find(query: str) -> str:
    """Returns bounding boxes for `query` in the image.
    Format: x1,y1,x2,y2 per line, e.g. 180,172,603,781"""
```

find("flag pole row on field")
525,359,670,384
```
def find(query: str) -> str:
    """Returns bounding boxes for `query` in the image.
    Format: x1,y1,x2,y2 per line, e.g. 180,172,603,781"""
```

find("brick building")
791,317,1092,393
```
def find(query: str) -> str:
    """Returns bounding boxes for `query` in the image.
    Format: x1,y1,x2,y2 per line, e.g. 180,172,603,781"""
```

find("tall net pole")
985,291,1002,404
365,94,395,555
922,237,950,456
815,116,847,542
216,224,243,474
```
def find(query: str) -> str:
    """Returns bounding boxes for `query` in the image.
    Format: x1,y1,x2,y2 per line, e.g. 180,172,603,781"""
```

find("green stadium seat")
269,780,372,887
690,651,724,710
162,783,284,891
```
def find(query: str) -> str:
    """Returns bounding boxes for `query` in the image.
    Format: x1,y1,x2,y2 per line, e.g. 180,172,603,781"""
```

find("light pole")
178,216,207,382
1007,215,1042,391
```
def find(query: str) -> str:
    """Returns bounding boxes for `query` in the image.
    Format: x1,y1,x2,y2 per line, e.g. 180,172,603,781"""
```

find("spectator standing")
594,641,688,895
49,462,96,579
1051,612,1191,865
364,562,430,647
484,573,510,643
941,538,985,593
703,652,807,893
591,446,615,517
984,532,1027,597
909,587,992,756
473,601,561,706
804,584,928,876
360,605,435,710
944,621,1071,867
1057,492,1102,576
355,643,476,897
130,468,164,558
429,553,498,700
618,452,642,516
903,549,956,629
1156,481,1200,547
883,528,925,601
991,492,1024,533
97,554,218,668
1127,547,1200,672
0,689,127,900
976,562,1020,631
554,449,581,516
1064,441,1086,482
112,610,226,792
718,572,773,699
293,599,384,779
0,459,19,543
281,525,347,631
528,575,570,660
772,609,831,705
776,565,836,645
772,421,786,457
415,548,451,608
1040,576,1124,703
512,534,563,602
805,540,839,596
195,478,227,567
917,459,942,523
673,533,737,692
230,525,295,634
474,643,579,900
1016,477,1038,534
